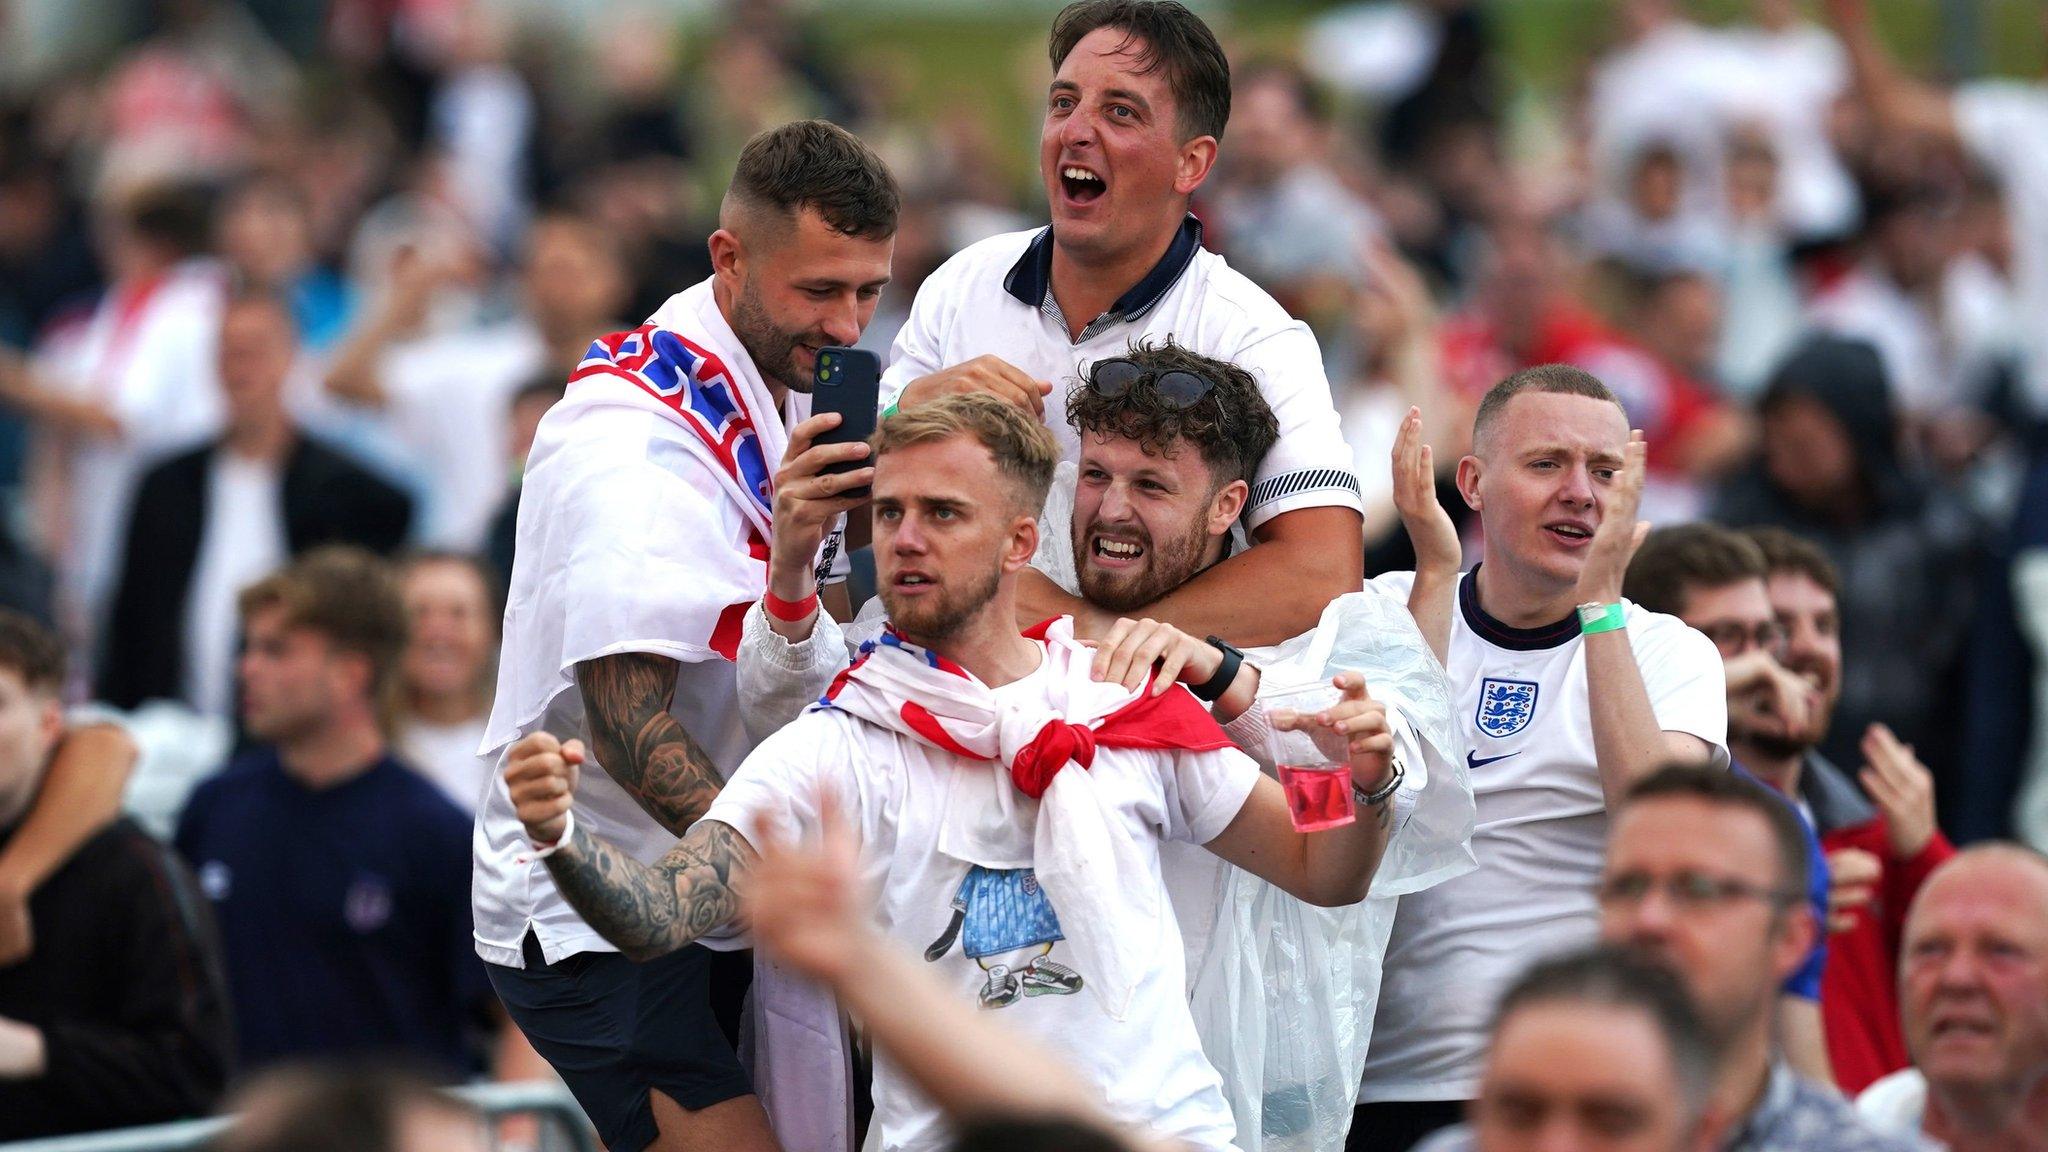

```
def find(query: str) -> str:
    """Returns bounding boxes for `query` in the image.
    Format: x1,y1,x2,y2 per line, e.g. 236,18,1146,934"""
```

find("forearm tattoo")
577,652,726,836
545,819,752,961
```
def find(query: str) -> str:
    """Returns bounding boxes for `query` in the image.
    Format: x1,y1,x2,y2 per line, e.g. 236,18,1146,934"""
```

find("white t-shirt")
1357,568,1728,1102
880,219,1363,532
399,714,492,812
43,261,227,635
377,318,546,550
703,656,1260,1152
181,451,288,718
1955,81,2048,417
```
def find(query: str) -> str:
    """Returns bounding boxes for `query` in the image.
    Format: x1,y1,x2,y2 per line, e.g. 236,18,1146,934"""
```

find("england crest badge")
1476,678,1539,738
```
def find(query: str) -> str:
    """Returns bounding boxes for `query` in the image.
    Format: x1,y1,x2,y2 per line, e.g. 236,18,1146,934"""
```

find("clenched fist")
506,732,585,844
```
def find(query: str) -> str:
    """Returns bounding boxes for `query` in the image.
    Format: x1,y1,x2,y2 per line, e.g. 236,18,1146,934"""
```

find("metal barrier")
0,1080,598,1152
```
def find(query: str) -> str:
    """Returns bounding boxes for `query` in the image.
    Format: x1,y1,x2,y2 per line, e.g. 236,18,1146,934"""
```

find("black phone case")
811,347,881,487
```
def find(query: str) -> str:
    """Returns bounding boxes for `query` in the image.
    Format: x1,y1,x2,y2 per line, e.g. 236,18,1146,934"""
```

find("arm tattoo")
544,820,754,962
577,652,725,835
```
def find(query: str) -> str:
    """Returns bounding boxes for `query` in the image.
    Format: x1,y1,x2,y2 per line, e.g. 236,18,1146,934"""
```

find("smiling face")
872,435,1038,647
1071,431,1240,614
714,206,894,395
1475,1003,1704,1152
400,559,496,708
1041,26,1215,266
1460,391,1632,598
1765,570,1841,729
1900,853,2048,1099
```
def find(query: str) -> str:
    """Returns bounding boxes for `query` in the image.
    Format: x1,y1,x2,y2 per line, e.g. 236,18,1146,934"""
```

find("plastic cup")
1265,683,1356,833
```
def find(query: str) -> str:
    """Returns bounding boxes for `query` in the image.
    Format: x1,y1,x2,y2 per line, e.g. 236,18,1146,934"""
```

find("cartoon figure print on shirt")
924,865,1085,1008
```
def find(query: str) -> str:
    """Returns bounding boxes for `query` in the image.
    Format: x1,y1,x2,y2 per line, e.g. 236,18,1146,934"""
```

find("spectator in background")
1596,765,1922,1152
1413,948,1722,1152
1855,846,2048,1151
98,290,413,715
213,1065,489,1152
215,175,355,351
324,210,629,551
175,547,488,1078
1204,61,1378,322
1735,526,1956,1094
482,373,566,593
394,552,498,812
0,182,227,663
0,610,232,1140
1438,213,1746,523
1827,0,2048,433
1713,336,1982,798
1622,523,1841,1087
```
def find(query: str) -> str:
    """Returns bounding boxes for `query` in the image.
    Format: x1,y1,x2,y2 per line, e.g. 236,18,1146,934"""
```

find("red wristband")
762,588,819,623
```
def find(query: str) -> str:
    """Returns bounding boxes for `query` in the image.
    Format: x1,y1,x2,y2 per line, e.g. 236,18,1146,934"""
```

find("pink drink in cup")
1266,684,1356,833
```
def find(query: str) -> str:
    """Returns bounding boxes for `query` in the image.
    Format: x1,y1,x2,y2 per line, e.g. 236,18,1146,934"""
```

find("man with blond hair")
502,394,1419,1152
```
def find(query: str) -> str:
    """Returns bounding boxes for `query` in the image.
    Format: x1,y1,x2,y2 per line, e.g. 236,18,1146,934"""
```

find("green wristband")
880,399,901,421
1578,602,1628,635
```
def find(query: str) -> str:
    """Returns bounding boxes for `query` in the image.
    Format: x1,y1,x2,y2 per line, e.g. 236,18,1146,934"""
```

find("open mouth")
1089,535,1145,569
1544,523,1593,546
893,572,937,594
1060,165,1105,205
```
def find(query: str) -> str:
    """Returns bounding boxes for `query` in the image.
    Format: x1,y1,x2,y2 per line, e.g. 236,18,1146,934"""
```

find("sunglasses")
1088,357,1217,409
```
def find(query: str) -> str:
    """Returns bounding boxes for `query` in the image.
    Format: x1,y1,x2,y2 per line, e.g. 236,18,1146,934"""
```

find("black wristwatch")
1190,636,1245,702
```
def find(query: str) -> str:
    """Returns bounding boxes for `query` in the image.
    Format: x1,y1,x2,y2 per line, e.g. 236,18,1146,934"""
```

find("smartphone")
811,346,881,498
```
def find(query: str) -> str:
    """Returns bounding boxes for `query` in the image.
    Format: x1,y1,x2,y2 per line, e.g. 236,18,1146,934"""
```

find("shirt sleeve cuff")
1223,702,1276,771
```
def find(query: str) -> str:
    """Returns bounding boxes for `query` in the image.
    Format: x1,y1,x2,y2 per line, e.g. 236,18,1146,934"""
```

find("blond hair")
873,393,1060,513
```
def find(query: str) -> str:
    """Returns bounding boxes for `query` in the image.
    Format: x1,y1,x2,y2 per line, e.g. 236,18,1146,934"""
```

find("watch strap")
1190,636,1244,702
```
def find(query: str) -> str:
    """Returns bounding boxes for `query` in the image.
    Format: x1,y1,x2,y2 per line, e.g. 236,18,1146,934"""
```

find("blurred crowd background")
0,0,2045,893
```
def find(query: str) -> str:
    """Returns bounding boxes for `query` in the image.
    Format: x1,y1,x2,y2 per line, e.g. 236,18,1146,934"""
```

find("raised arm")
1579,434,1714,807
1393,406,1460,665
0,724,138,965
1824,0,1960,143
504,733,754,961
575,654,726,836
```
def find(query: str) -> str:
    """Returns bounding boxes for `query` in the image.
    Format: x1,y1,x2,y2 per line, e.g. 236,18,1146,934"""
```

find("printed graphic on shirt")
1476,678,1540,738
924,865,1084,1009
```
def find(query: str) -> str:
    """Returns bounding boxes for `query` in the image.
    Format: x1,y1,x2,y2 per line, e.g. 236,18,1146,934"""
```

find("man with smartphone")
471,120,897,1152
877,0,1366,649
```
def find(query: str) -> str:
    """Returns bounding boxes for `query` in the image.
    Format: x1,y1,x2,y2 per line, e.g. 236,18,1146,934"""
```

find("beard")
881,562,1004,647
728,277,818,395
1074,514,1213,615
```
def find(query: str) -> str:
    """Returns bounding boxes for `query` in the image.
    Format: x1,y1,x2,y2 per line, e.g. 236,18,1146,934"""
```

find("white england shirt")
703,656,1258,1152
1357,568,1727,1101
880,217,1364,531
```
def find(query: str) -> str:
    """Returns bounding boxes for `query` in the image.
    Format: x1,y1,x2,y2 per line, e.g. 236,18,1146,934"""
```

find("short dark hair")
0,609,64,695
1491,947,1716,1122
728,120,899,240
239,547,410,728
1746,527,1840,600
1049,0,1232,142
1238,59,1330,126
127,181,215,259
1622,763,1812,900
1066,338,1279,486
1624,523,1767,617
1472,363,1624,452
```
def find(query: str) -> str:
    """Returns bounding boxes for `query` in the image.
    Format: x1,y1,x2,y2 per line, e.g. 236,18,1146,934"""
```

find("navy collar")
1003,213,1204,323
1459,565,1582,651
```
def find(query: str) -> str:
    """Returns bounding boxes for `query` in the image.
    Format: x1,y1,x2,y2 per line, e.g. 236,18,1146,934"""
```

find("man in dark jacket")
0,608,232,1138
98,289,412,714
1713,334,1983,801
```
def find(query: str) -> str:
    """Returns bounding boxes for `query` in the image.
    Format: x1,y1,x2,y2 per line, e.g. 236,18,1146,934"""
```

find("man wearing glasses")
1593,764,1927,1152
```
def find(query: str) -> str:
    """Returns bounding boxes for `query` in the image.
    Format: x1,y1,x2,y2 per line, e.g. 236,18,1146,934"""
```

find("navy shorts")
490,934,753,1152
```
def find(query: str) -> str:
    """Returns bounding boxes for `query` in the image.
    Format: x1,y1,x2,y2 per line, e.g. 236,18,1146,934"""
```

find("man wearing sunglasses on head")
870,0,1365,648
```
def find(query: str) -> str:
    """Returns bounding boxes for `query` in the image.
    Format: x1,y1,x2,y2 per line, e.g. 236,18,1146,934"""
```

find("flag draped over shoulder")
482,278,793,756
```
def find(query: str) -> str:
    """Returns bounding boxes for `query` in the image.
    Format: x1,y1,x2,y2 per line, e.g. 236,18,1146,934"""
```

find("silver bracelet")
1354,755,1406,808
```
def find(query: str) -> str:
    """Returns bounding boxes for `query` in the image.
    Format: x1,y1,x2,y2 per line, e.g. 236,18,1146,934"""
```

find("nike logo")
1468,751,1523,769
